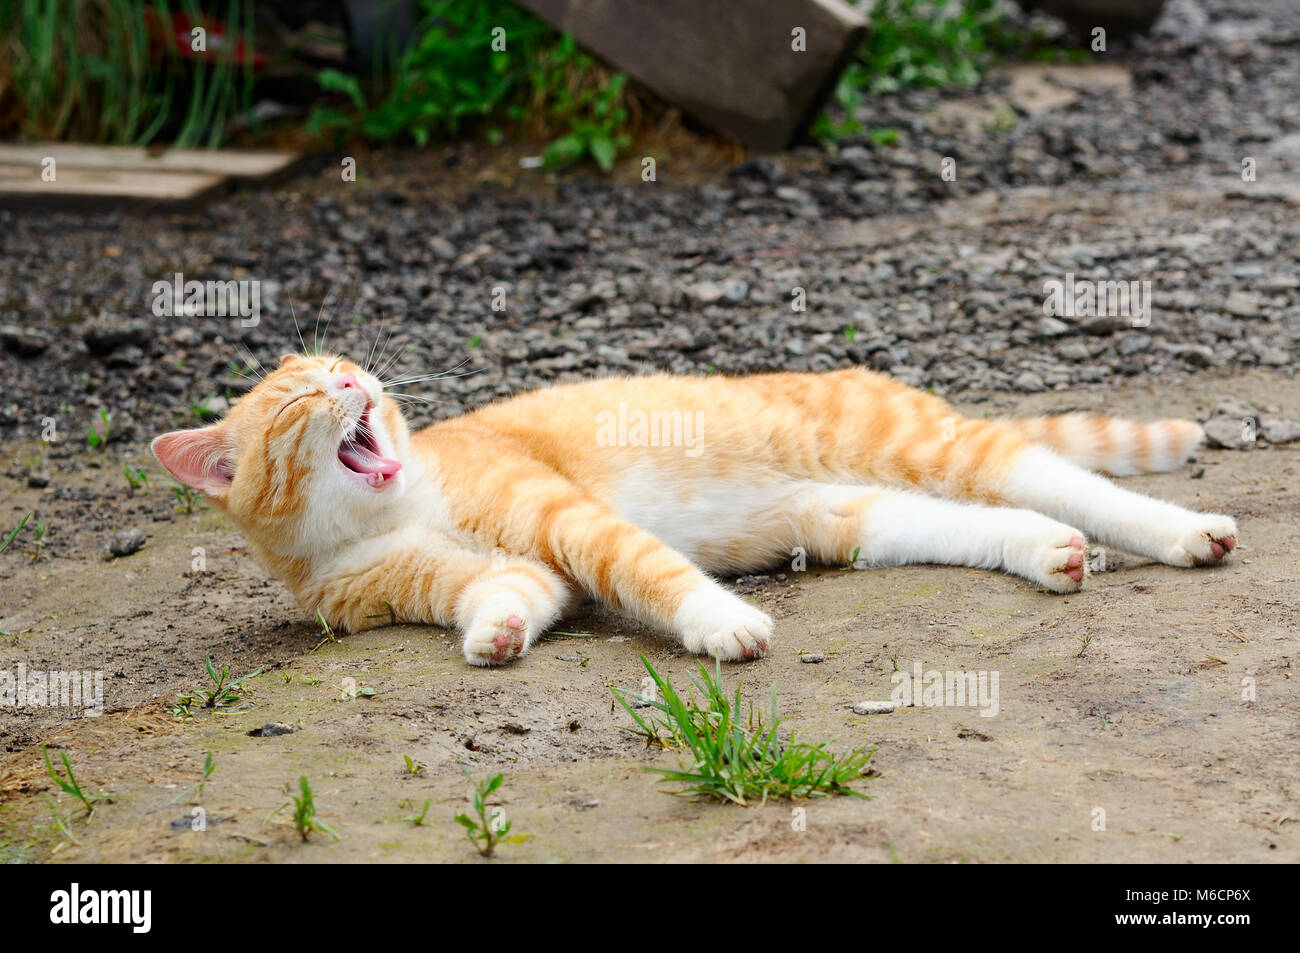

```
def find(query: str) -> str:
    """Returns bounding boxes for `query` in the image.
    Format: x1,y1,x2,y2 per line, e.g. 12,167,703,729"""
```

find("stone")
1,324,52,356
1202,415,1255,450
108,528,147,557
1260,417,1300,444
1223,292,1260,317
1014,370,1047,392
852,700,898,715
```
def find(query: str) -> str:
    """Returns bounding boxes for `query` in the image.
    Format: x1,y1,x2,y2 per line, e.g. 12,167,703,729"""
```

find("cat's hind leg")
793,484,1089,592
998,447,1237,567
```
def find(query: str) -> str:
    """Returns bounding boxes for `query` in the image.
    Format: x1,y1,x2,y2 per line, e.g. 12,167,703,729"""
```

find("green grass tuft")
612,656,874,805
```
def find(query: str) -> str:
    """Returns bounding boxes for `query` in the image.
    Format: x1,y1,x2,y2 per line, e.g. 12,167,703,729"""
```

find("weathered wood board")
0,144,301,210
515,0,868,151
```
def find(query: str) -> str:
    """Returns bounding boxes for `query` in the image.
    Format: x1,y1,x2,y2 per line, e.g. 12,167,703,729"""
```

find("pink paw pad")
1197,535,1236,566
489,617,527,660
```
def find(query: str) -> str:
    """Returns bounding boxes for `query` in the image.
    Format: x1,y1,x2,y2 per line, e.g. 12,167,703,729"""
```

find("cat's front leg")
453,559,574,666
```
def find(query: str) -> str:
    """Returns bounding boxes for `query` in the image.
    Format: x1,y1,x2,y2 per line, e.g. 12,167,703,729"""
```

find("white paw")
463,597,535,667
1164,515,1239,567
1005,518,1089,593
673,584,773,661
1031,530,1089,593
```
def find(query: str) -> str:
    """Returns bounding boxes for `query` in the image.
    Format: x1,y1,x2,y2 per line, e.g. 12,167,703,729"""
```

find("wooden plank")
515,0,867,151
0,164,226,210
0,143,301,182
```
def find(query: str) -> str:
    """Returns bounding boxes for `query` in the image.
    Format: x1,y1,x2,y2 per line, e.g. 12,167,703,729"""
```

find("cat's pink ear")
151,426,235,496
279,353,301,368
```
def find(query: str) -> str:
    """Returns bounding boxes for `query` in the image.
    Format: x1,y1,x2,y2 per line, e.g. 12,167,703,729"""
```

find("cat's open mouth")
338,405,402,489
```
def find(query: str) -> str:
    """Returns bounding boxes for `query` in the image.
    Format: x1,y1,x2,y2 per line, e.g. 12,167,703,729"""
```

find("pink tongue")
339,441,402,485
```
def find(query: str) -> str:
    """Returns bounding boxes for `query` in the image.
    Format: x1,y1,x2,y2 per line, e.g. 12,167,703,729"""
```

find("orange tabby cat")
153,354,1238,665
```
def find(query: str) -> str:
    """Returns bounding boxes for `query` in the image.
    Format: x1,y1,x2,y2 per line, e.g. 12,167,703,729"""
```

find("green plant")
453,769,529,857
855,0,1005,93
123,465,149,494
815,0,1013,143
171,482,200,513
537,44,630,172
171,751,215,803
279,776,338,842
403,755,426,776
403,797,433,826
0,0,255,147
306,0,633,171
868,126,900,147
0,512,30,555
313,609,339,650
42,745,108,817
85,409,111,450
307,0,548,145
612,657,874,805
29,516,48,561
173,654,262,716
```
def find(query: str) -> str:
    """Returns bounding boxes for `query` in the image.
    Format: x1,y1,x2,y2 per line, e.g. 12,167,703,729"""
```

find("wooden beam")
0,163,226,210
0,144,302,210
515,0,867,151
0,143,300,181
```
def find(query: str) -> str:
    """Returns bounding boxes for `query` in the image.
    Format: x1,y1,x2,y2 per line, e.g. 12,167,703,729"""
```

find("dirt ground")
2,371,1296,864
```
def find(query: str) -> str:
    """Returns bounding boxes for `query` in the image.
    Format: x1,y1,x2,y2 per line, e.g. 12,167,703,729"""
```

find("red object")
144,10,267,70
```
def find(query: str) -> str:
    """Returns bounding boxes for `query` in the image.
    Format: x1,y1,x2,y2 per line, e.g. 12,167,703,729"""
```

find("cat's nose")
336,373,361,391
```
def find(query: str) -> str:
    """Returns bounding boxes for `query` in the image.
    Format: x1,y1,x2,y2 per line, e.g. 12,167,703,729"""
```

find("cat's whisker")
373,341,408,383
385,392,455,406
288,296,307,356
364,319,393,377
233,343,266,383
382,363,482,389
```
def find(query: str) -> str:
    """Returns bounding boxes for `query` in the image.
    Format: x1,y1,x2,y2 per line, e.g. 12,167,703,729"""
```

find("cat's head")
152,353,411,558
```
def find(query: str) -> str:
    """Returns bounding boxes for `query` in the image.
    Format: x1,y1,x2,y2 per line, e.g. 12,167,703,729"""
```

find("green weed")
612,656,874,805
453,769,530,857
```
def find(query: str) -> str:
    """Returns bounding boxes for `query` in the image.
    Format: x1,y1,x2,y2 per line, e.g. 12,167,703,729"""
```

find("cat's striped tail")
1005,413,1204,477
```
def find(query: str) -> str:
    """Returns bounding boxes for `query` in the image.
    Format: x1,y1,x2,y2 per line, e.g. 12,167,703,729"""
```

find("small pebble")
108,528,146,557
249,722,297,737
800,653,826,663
852,700,898,715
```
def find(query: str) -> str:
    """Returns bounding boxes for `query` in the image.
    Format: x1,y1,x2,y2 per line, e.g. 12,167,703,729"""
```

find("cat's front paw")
673,584,773,661
1165,515,1238,567
463,600,536,666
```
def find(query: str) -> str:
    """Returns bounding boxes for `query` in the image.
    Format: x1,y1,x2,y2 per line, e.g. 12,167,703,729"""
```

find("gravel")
0,0,1297,447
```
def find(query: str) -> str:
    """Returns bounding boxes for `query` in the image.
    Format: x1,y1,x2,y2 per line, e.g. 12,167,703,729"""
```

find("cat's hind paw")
1166,516,1238,567
674,585,773,661
463,602,534,666
1015,530,1089,593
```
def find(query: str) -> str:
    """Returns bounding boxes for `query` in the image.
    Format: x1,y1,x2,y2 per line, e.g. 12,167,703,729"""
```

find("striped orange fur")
153,355,1238,665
